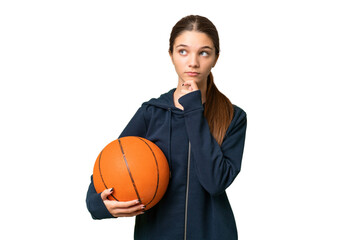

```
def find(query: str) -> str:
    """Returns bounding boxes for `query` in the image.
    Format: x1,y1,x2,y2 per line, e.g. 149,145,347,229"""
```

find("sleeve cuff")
178,90,204,113
89,192,115,219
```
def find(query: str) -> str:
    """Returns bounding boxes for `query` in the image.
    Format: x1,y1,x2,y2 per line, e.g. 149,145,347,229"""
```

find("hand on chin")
180,79,199,96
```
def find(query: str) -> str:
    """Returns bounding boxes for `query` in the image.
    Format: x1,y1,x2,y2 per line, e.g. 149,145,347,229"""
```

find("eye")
179,49,187,55
200,51,209,56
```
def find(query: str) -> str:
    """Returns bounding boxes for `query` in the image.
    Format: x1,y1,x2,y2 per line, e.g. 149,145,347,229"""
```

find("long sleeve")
178,90,247,196
86,175,114,219
118,106,148,138
86,106,148,219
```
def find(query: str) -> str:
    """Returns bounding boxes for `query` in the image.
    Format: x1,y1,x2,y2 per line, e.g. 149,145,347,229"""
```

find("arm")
86,177,145,219
178,90,247,196
119,105,148,138
86,176,115,219
86,106,148,219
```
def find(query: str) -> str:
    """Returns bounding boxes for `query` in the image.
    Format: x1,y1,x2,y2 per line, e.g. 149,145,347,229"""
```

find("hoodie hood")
141,88,178,176
142,88,181,113
142,87,205,113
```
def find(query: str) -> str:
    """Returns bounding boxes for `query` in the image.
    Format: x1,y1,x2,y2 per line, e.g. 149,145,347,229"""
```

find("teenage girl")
86,15,247,240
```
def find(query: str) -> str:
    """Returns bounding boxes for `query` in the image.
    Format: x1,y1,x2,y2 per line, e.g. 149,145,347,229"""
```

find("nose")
188,54,199,68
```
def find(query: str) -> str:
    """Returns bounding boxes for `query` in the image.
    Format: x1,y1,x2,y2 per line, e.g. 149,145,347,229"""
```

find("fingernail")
109,188,113,192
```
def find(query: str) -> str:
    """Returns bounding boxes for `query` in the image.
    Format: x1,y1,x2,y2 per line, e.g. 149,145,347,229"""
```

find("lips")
186,72,199,77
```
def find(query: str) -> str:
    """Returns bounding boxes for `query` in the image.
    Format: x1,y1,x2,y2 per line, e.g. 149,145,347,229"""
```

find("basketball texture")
93,136,170,210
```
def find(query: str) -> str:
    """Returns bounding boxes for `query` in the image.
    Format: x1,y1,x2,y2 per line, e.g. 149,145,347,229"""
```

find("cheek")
203,60,215,73
173,57,186,72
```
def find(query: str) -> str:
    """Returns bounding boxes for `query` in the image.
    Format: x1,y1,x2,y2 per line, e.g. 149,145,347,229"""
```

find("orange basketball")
93,136,170,210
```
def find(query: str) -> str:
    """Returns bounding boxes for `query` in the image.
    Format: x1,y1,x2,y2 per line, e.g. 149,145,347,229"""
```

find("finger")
114,209,145,218
112,199,141,208
181,81,193,87
100,188,114,200
112,203,146,216
182,80,198,91
181,84,194,92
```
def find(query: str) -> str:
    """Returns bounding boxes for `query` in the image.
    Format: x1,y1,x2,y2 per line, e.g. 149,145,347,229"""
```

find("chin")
183,76,202,82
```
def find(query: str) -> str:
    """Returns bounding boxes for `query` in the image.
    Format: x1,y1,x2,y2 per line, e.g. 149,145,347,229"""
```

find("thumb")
101,188,114,200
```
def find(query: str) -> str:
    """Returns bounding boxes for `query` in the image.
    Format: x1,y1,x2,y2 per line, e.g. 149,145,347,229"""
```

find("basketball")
93,136,170,210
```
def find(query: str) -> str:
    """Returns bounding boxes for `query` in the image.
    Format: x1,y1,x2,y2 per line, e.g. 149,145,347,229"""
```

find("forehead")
174,31,214,48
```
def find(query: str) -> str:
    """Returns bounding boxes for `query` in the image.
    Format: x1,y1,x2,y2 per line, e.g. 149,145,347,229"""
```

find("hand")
101,188,145,217
180,80,199,96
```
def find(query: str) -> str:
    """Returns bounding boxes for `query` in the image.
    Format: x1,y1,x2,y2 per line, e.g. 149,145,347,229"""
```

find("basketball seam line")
98,150,119,201
118,138,142,203
136,137,160,207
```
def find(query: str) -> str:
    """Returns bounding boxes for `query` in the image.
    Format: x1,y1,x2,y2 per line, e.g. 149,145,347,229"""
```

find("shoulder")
225,104,247,136
232,104,247,123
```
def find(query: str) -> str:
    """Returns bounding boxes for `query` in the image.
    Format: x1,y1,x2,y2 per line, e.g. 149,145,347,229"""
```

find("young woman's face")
170,31,218,85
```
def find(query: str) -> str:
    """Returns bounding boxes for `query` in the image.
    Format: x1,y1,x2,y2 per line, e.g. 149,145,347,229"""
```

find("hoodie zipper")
184,141,191,240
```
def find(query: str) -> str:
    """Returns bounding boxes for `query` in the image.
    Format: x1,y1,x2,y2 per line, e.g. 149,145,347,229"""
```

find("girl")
86,15,247,240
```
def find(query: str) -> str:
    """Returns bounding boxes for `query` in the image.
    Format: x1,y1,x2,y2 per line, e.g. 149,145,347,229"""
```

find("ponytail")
204,72,234,146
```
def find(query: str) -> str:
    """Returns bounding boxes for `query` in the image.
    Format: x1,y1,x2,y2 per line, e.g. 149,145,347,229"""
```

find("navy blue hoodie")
86,88,247,240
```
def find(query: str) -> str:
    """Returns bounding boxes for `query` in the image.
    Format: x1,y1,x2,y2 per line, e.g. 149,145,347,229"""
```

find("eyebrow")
175,44,213,50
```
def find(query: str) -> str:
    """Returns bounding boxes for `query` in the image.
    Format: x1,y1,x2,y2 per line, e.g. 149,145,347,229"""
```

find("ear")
169,50,174,65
